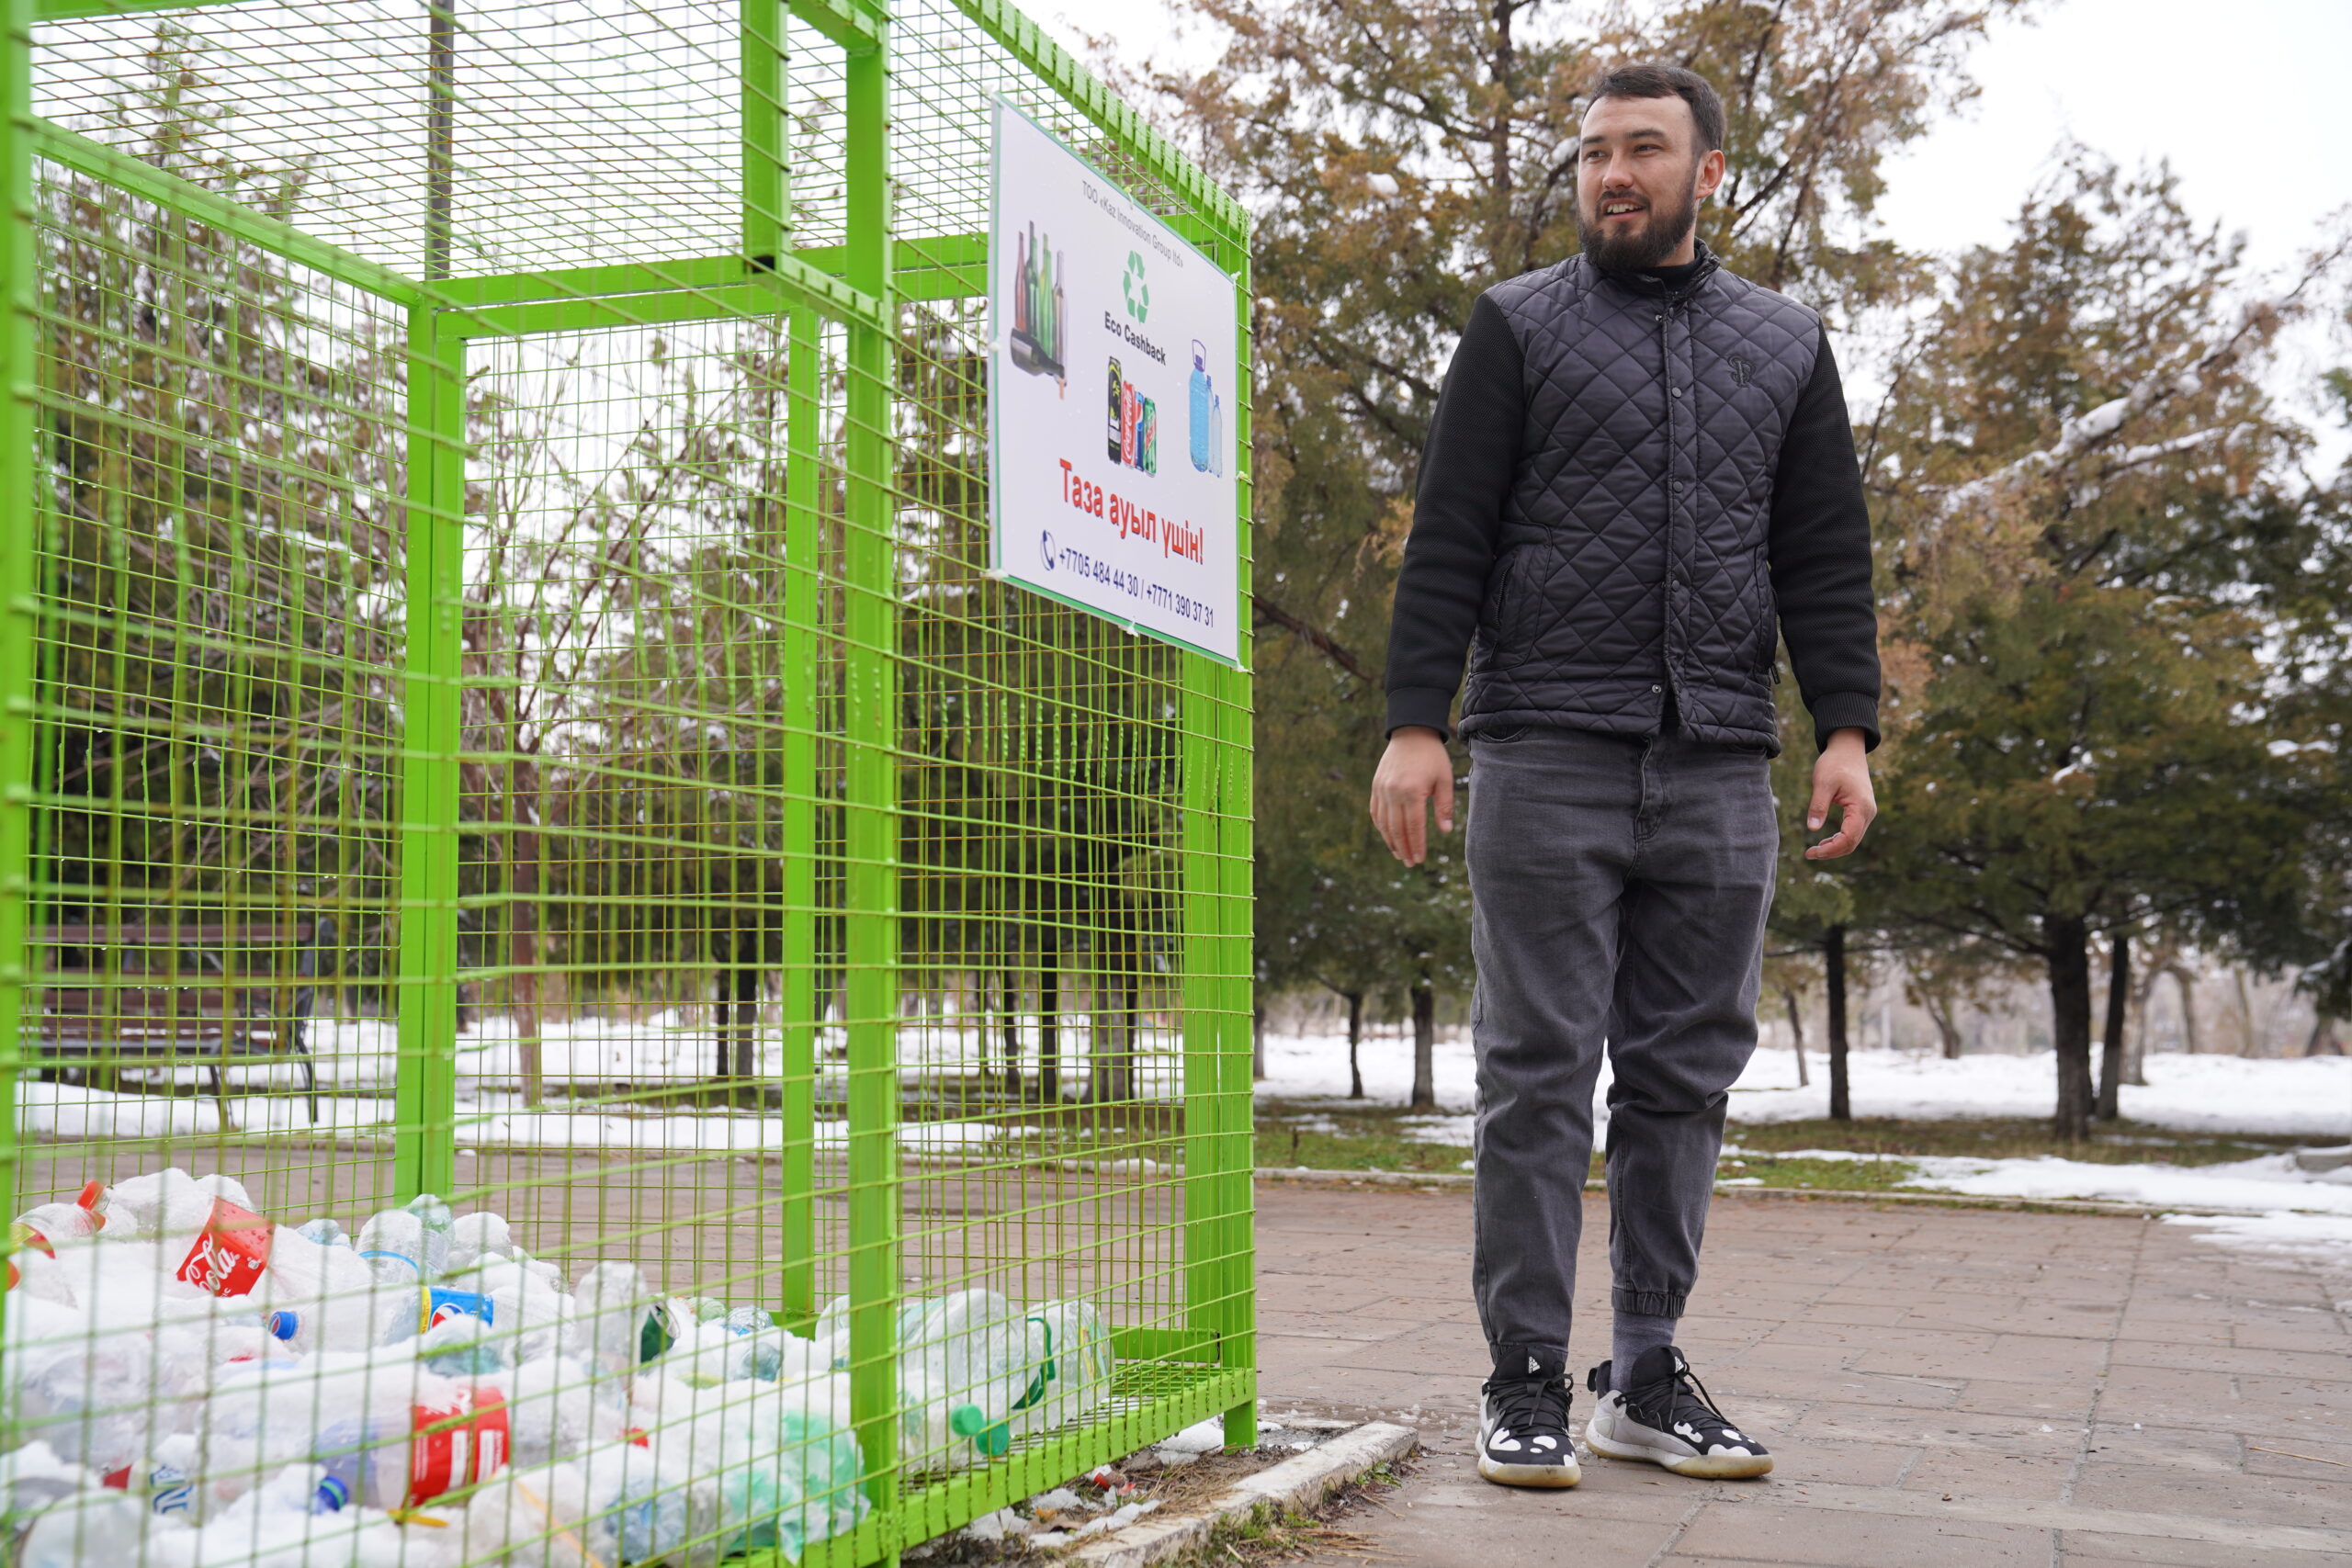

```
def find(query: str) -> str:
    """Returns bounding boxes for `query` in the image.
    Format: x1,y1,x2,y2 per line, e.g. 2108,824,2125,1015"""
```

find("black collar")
1592,238,1720,301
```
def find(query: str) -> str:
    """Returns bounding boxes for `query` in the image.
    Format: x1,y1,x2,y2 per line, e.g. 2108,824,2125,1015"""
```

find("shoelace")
1630,1356,1733,1434
1487,1375,1571,1444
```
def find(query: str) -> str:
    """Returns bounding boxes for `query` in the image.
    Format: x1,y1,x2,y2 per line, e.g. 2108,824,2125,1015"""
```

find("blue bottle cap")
313,1476,350,1514
267,1311,300,1341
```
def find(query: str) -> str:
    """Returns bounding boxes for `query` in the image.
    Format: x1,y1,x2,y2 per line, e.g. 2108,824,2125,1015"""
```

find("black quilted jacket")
1383,245,1880,755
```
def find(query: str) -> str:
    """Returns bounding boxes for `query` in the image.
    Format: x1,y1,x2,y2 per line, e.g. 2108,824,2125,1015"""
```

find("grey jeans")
1465,725,1777,1365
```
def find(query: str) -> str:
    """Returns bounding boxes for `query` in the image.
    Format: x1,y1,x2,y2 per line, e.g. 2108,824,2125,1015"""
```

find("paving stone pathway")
1255,1181,2352,1567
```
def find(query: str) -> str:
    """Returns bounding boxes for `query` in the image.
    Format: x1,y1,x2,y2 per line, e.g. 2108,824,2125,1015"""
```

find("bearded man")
1368,62,1882,1489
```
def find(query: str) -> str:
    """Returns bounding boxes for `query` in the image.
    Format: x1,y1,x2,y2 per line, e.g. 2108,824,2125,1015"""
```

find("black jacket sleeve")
1769,334,1883,752
1383,293,1523,738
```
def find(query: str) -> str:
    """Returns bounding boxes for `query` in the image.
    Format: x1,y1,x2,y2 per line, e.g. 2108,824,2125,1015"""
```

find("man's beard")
1576,180,1701,274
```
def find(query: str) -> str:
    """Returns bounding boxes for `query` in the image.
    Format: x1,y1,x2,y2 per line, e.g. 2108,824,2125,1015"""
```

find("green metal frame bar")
777,301,820,1329
948,0,1247,250
0,0,35,1310
29,117,423,305
839,25,902,1537
790,0,884,53
392,307,465,1203
742,0,789,265
34,0,243,21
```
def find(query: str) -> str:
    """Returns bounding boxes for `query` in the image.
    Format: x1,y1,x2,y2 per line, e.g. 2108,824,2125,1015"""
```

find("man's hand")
1370,726,1454,866
1804,728,1877,860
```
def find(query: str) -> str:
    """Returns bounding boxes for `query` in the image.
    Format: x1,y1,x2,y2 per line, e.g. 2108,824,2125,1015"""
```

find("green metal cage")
0,0,1254,1560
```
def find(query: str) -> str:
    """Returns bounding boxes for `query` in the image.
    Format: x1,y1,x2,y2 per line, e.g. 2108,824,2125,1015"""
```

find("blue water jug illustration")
1189,339,1214,472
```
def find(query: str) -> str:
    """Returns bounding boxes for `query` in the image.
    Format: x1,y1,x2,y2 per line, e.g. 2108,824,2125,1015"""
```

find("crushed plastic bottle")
1009,1297,1119,1438
8,1181,108,1290
631,1371,865,1561
103,1168,272,1297
16,1486,196,1568
896,1290,1050,1465
256,1221,402,1353
561,1260,654,1380
354,1201,449,1288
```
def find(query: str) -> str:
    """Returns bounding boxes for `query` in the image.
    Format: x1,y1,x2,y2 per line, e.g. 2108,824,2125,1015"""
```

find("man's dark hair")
1588,63,1725,155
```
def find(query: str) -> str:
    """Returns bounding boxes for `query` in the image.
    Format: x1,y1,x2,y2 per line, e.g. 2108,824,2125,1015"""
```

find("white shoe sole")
1586,1416,1772,1479
1476,1453,1582,1488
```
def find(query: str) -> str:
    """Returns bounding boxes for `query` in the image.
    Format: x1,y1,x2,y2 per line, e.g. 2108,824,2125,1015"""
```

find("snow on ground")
2160,1211,2352,1277
1895,1152,2352,1214
1263,1031,2352,1267
1260,1031,2352,1138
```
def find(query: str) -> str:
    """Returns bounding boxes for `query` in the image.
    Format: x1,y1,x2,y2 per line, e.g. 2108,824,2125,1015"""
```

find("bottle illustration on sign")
1110,375,1159,477
1188,339,1223,476
1010,220,1066,389
1106,359,1124,463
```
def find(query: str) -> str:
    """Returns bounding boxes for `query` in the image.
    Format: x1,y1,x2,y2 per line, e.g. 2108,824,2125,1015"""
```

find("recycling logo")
1121,250,1150,323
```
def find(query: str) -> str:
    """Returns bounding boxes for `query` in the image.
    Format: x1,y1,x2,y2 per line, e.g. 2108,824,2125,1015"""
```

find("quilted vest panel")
1461,254,1822,751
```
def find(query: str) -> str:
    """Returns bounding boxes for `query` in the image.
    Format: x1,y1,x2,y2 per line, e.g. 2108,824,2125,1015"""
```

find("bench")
36,919,333,1126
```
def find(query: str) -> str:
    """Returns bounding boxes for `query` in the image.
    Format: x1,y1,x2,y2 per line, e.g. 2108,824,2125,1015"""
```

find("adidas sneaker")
1583,1346,1771,1479
1476,1353,1580,1488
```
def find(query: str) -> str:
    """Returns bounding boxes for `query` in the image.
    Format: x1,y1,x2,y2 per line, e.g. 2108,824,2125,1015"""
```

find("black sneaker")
1583,1347,1771,1479
1476,1356,1580,1488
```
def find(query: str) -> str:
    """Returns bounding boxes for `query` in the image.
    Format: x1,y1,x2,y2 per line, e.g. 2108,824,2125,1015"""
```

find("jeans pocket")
1477,725,1529,745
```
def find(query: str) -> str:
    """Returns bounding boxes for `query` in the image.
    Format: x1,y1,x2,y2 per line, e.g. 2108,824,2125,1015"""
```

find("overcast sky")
1041,0,2352,444
1044,0,2351,270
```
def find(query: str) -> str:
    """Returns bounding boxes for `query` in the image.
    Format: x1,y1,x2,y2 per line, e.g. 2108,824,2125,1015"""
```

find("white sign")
989,100,1241,665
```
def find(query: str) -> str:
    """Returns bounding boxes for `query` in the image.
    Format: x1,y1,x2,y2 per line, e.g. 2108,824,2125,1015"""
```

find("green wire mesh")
0,1,1255,1561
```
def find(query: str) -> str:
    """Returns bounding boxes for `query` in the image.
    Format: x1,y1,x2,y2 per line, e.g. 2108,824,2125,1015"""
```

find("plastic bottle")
6,1293,161,1472
256,1222,399,1353
1008,1297,1118,1438
562,1260,654,1381
355,1201,448,1288
633,1371,864,1561
105,1169,272,1297
445,1251,570,1366
309,1384,510,1513
17,1488,196,1568
447,1211,514,1273
503,1354,628,1468
897,1289,1049,1465
296,1216,351,1249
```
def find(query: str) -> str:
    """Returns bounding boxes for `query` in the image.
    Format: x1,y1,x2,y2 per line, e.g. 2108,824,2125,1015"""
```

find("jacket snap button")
1671,387,1684,398
1650,684,1663,694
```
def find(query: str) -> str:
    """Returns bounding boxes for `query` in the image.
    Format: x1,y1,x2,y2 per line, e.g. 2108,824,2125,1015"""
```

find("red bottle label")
173,1198,272,1297
406,1389,509,1506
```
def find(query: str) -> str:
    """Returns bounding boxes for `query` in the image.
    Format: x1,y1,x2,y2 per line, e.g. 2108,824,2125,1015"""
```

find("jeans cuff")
1611,1287,1685,1318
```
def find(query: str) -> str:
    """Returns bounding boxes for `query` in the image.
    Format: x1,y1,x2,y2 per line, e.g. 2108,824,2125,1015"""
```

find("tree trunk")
1779,983,1810,1087
1345,989,1365,1100
1409,977,1436,1111
1089,940,1137,1104
2125,964,2155,1086
2097,932,2130,1121
1038,951,1060,1102
1826,925,1850,1121
2169,964,2200,1055
2046,914,2096,1143
998,971,1022,1097
2305,1013,2344,1056
716,930,759,1079
509,761,546,1106
1926,997,1964,1061
1253,1003,1267,1080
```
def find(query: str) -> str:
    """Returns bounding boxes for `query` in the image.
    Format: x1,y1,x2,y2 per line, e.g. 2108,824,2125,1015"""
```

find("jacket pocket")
1742,560,1779,673
1480,549,1532,669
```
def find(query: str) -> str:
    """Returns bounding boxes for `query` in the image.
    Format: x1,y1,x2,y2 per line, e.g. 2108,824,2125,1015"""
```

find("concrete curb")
1067,1421,1419,1567
1254,1166,2284,1221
